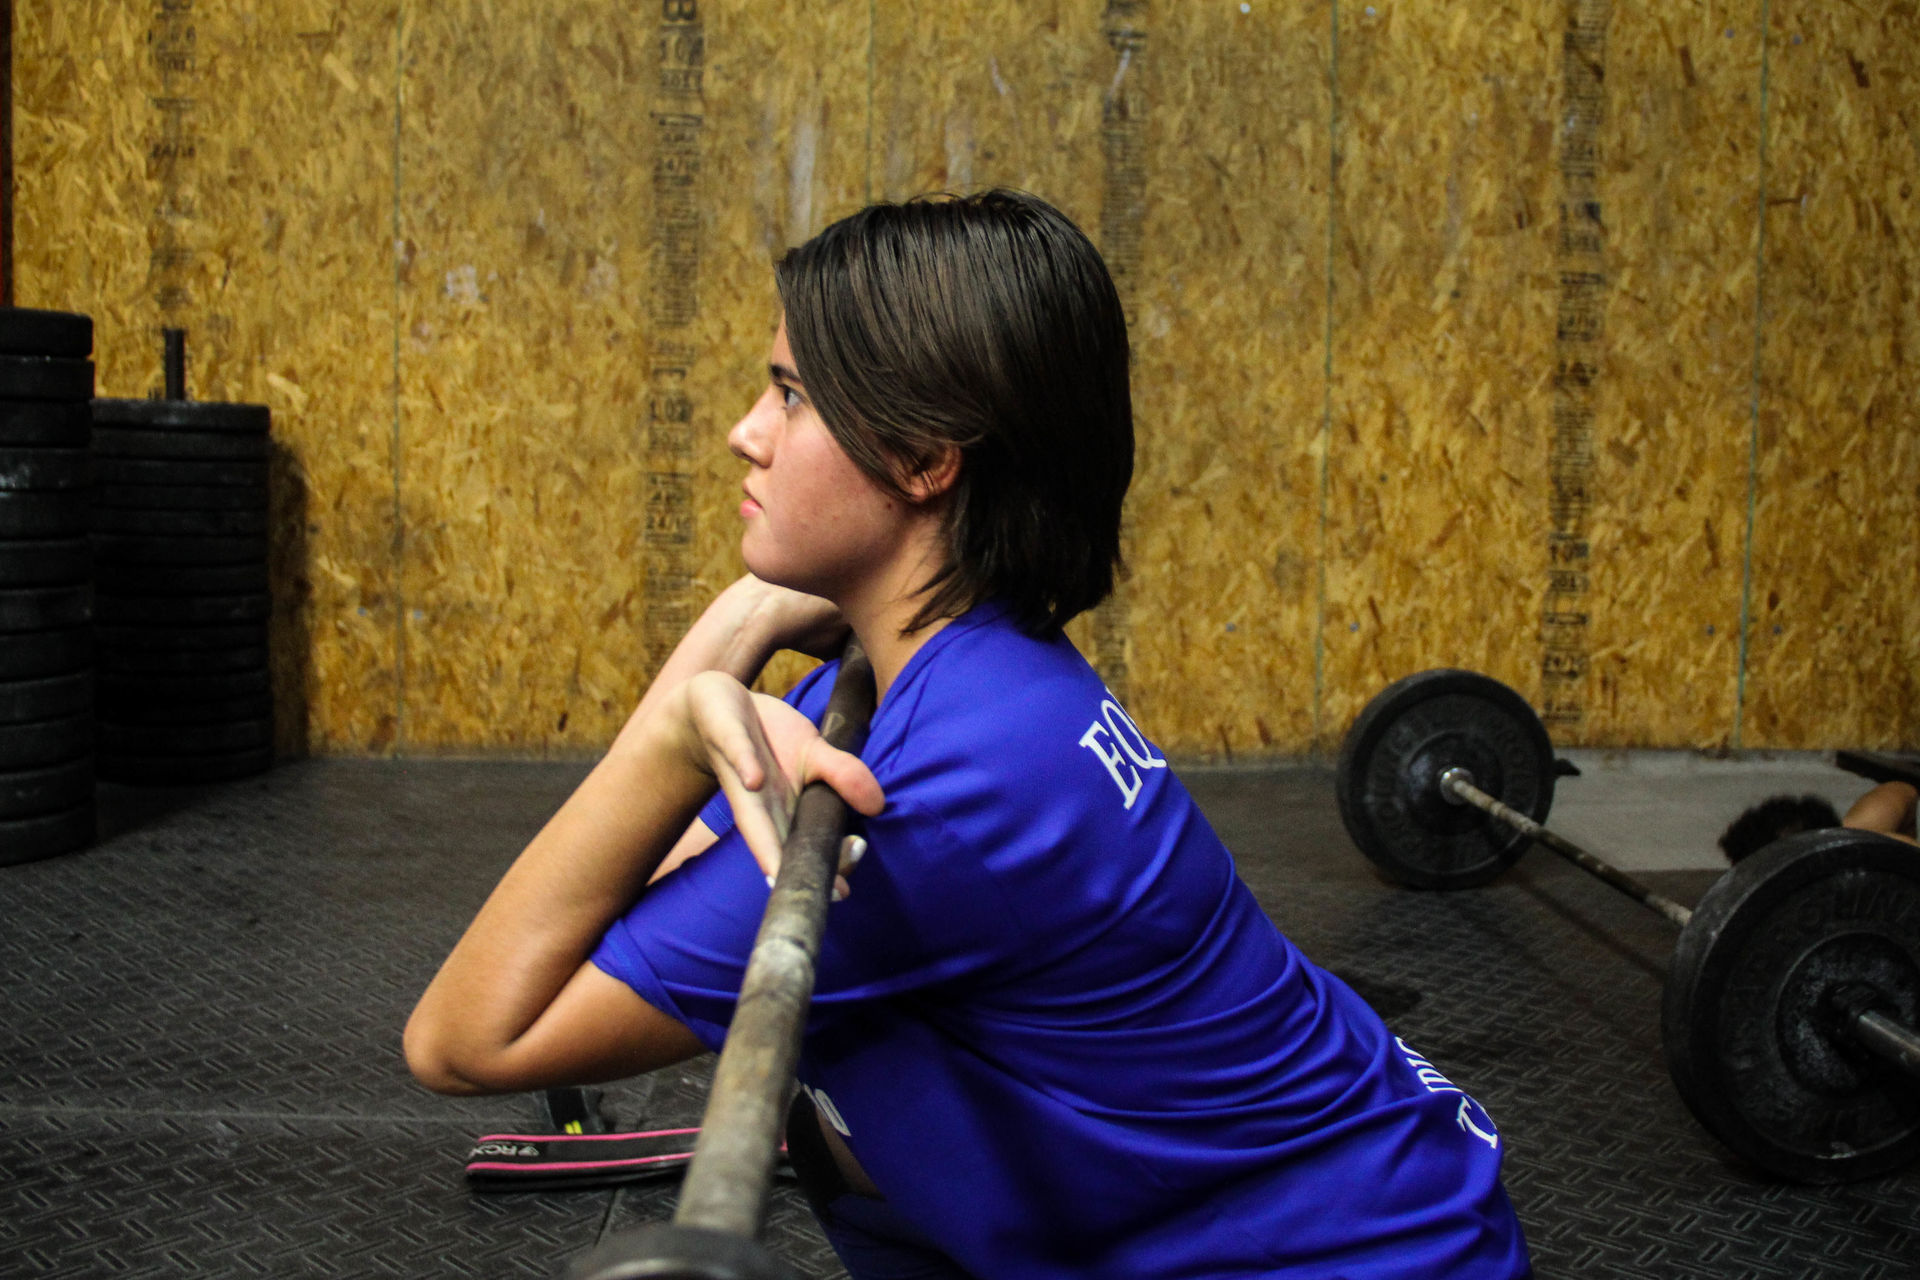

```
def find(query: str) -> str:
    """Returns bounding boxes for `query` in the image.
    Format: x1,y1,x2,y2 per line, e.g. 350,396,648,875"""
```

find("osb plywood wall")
13,0,1918,759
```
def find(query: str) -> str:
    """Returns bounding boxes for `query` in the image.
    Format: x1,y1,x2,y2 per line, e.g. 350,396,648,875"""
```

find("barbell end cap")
566,1224,805,1280
1437,766,1476,804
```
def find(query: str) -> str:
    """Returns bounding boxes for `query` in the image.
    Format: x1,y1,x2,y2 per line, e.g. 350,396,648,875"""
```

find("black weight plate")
0,308,92,359
0,538,90,587
92,505,269,537
94,559,268,597
100,662,269,699
99,666,271,707
93,592,269,627
0,489,87,538
91,425,268,461
91,533,266,566
92,397,269,434
99,718,271,756
1662,828,1920,1183
96,746,271,787
0,400,89,448
0,801,95,865
0,447,89,490
95,689,271,728
0,714,93,770
96,643,264,677
94,621,266,654
0,627,89,679
0,672,91,724
0,356,93,402
0,757,94,820
0,585,90,633
1335,668,1557,890
95,482,267,512
94,455,268,488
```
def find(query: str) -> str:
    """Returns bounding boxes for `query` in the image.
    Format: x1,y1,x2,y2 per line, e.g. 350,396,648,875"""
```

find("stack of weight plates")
91,397,273,785
0,308,96,865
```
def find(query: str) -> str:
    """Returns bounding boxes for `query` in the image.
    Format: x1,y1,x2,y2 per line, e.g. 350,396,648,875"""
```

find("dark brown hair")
775,189,1132,635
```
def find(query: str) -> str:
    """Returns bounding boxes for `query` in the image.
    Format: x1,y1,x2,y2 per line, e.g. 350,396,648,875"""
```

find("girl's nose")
728,387,779,465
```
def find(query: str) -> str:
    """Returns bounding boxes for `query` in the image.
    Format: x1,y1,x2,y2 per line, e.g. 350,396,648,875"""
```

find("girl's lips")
740,495,762,518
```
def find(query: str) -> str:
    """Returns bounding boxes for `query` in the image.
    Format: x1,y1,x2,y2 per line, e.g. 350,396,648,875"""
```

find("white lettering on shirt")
1080,722,1143,810
1080,697,1166,811
806,1084,852,1136
1396,1037,1499,1151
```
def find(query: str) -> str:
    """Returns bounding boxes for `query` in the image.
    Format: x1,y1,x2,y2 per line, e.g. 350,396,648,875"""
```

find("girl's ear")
902,445,962,504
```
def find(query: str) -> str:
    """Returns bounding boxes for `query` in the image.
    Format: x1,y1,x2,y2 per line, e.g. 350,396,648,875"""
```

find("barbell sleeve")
1439,766,1695,930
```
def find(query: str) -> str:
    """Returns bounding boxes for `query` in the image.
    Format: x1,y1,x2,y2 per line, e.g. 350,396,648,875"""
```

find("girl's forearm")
404,703,710,1088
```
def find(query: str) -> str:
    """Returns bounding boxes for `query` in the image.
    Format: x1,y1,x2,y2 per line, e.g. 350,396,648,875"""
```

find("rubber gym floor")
3,755,1914,1278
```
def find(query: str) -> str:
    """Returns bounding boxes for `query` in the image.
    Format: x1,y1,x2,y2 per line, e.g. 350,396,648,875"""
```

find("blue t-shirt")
593,602,1528,1279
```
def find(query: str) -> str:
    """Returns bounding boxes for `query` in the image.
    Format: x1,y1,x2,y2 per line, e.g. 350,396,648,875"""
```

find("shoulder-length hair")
775,189,1133,636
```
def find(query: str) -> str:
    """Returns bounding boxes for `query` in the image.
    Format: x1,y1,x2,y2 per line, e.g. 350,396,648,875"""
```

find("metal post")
1439,766,1695,929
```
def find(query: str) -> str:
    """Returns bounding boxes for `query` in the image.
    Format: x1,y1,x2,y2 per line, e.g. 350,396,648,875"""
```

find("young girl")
406,190,1532,1279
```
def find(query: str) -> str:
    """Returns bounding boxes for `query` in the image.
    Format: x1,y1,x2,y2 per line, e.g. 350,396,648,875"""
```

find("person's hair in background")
1718,794,1841,864
775,188,1133,638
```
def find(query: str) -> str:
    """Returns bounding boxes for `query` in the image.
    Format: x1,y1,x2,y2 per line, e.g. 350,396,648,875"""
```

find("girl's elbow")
403,1012,495,1096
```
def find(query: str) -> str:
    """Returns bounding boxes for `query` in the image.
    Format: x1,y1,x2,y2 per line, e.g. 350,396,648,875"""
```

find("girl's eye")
780,385,802,409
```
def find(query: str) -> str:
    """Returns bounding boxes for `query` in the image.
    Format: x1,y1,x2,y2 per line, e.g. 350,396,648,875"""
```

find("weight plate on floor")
0,447,89,490
0,538,90,587
93,592,269,627
0,801,95,865
0,400,90,448
94,620,266,654
93,455,268,488
0,308,92,359
91,532,266,566
94,558,267,596
1335,668,1556,889
0,627,90,679
0,356,93,402
92,397,269,434
96,643,265,677
0,585,91,632
91,425,268,461
92,505,269,537
0,671,91,724
0,489,87,538
99,718,271,756
96,481,267,512
96,746,271,787
99,666,271,706
0,714,93,770
95,688,271,727
1663,827,1920,1183
0,757,94,820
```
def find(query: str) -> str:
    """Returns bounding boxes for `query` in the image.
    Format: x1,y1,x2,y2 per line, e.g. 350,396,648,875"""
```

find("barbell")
1337,668,1920,1184
567,638,879,1280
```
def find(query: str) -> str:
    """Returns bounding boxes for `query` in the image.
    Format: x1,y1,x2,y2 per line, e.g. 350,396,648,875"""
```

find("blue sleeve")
693,659,839,841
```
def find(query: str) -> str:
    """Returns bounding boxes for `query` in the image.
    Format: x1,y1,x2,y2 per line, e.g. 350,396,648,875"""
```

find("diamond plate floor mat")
1,759,1914,1278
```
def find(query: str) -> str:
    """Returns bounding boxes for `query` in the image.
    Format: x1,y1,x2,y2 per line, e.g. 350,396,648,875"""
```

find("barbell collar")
1439,768,1695,930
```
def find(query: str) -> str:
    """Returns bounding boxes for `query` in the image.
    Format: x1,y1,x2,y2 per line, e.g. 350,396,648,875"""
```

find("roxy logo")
470,1141,540,1159
1079,697,1166,810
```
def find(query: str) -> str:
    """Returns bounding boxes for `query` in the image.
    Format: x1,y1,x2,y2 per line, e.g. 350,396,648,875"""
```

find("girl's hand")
736,576,849,660
680,670,883,889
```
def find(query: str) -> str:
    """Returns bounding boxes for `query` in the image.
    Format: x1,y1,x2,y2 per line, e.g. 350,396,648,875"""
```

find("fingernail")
766,874,777,890
832,879,849,902
844,835,867,867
